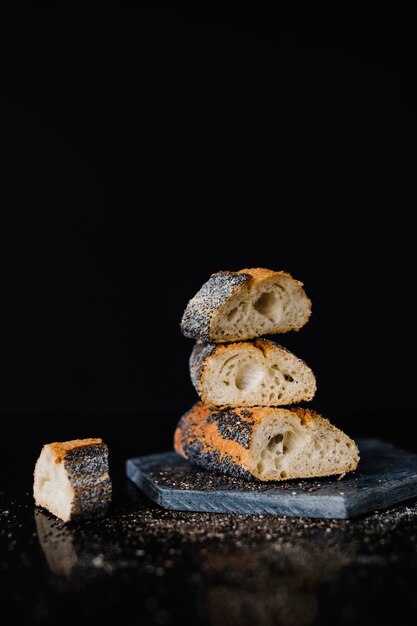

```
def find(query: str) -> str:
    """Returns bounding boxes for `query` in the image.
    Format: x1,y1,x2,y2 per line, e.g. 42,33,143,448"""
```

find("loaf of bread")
190,338,316,407
181,268,311,343
33,438,112,522
174,403,359,481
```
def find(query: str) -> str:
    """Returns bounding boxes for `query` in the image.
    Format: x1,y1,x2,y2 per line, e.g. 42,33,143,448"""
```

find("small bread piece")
33,438,112,522
174,403,359,481
181,268,311,343
190,338,316,407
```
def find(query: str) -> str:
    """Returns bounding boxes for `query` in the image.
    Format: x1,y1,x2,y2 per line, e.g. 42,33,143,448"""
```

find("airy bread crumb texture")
211,269,311,342
181,268,311,343
191,339,316,407
250,409,358,481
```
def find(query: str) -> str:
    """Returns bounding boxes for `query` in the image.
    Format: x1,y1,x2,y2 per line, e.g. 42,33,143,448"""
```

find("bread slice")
190,338,316,407
181,268,311,343
33,438,112,522
174,403,359,481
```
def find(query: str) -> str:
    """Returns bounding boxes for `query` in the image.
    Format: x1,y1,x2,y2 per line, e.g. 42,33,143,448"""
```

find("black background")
1,2,416,446
1,9,417,626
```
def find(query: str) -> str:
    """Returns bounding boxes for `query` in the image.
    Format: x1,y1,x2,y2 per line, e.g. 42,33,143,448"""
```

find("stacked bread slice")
175,268,359,481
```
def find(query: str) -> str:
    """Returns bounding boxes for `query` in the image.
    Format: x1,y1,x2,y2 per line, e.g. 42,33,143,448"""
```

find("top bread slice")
180,268,311,342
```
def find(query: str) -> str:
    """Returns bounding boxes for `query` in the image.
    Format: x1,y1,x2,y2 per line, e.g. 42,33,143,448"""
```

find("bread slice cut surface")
174,403,359,481
181,268,311,342
190,338,316,406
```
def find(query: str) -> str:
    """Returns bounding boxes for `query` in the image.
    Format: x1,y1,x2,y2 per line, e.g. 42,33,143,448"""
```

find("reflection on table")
200,539,357,626
35,510,78,578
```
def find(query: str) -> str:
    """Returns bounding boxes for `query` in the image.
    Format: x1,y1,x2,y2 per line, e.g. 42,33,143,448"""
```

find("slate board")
126,439,417,518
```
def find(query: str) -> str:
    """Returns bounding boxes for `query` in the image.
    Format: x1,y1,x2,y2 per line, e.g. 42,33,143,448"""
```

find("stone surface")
126,439,417,518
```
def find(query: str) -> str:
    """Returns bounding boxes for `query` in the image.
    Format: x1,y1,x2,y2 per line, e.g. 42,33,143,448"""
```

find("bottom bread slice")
174,403,359,481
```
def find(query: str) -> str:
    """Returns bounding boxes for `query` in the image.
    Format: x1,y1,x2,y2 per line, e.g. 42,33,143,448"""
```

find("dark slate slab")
126,439,417,519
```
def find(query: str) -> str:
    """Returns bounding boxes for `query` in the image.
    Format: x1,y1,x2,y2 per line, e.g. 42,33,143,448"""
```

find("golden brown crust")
177,402,319,436
175,403,252,462
238,268,300,283
48,438,104,463
173,427,185,457
174,404,254,479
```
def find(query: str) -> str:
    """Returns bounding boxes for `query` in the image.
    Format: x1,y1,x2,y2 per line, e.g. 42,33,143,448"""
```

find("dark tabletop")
1,415,417,626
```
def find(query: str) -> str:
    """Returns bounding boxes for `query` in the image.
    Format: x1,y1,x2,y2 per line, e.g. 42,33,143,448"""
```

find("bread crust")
238,268,293,281
174,402,359,481
189,340,217,391
180,268,311,342
189,338,315,405
174,402,254,480
181,271,251,342
48,438,104,462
